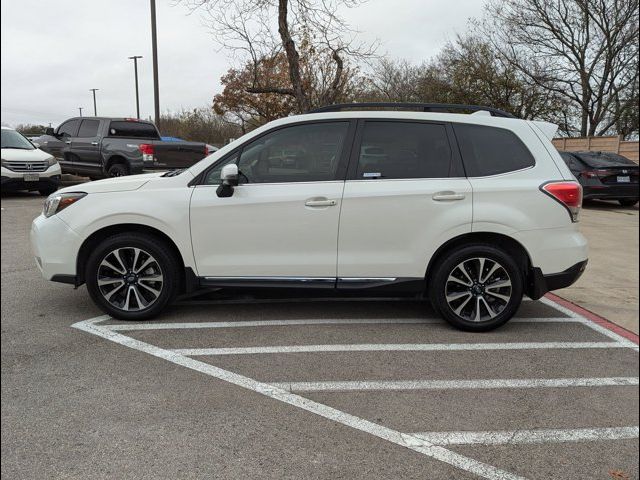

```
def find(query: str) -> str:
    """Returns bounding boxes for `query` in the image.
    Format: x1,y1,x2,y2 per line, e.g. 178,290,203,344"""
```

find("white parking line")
539,297,639,350
105,316,577,331
174,341,626,356
271,377,640,392
412,426,640,445
72,316,525,480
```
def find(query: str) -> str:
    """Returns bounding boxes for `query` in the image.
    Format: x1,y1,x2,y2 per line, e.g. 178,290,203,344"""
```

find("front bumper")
528,260,588,300
1,175,60,191
31,214,81,282
1,164,62,191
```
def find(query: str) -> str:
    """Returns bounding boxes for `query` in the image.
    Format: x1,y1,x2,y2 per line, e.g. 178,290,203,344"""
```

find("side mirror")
32,142,40,148
216,163,239,198
45,127,55,136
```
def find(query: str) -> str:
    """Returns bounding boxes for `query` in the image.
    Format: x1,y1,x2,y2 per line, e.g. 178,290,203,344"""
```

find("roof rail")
307,102,517,118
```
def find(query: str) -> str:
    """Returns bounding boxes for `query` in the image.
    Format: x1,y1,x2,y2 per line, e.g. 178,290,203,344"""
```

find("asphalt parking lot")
2,192,639,480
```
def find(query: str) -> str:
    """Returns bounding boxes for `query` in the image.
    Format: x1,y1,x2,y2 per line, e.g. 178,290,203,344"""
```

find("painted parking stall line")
271,377,640,393
173,341,627,356
104,316,579,331
412,427,640,446
72,315,525,480
73,296,639,479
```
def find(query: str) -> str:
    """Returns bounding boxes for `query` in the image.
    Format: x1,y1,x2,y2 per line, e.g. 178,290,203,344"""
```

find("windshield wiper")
1,146,32,150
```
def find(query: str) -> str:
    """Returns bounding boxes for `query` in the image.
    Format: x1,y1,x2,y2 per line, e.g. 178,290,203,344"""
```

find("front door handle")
305,198,337,207
91,141,99,146
65,140,72,145
432,191,466,201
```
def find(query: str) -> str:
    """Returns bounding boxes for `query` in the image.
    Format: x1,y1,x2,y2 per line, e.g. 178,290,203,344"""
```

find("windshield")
1,129,35,150
576,152,637,168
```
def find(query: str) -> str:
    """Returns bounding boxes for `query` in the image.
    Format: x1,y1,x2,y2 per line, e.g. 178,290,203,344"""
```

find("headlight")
43,192,87,218
46,156,57,167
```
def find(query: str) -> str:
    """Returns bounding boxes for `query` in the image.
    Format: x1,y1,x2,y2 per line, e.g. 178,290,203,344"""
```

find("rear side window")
77,119,100,137
454,124,535,177
108,121,159,139
355,122,453,179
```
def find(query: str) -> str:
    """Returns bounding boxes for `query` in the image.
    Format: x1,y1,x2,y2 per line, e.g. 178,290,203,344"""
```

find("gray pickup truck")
38,117,209,178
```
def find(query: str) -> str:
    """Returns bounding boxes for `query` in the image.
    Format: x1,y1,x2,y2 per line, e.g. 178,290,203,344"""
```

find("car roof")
1,126,15,130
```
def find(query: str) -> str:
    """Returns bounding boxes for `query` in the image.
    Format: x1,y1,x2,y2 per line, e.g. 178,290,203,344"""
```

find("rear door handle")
305,198,337,207
65,140,72,145
432,191,466,201
91,141,99,146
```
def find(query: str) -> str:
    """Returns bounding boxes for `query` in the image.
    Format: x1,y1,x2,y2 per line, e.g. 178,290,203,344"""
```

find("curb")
546,293,639,345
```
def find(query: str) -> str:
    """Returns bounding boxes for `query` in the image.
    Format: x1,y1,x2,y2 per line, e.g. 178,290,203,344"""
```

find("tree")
482,0,639,137
185,0,375,113
159,108,241,145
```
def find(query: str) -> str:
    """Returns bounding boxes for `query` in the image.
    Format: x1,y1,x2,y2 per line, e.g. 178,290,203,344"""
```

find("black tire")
85,233,180,320
429,244,523,332
107,163,129,177
618,199,638,207
39,186,57,196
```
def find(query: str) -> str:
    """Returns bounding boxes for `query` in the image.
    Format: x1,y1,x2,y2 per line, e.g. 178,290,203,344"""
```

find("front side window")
454,124,535,177
355,122,453,179
208,122,349,185
77,119,100,137
57,119,80,137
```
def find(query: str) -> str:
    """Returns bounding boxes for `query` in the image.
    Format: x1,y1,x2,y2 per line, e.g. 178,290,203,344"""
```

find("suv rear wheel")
85,233,180,320
429,244,523,331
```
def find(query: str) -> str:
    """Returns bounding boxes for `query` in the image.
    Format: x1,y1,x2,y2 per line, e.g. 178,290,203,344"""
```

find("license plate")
23,173,39,182
617,176,631,183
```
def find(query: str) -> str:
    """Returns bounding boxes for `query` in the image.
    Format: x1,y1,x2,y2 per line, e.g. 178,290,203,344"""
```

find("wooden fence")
552,135,639,163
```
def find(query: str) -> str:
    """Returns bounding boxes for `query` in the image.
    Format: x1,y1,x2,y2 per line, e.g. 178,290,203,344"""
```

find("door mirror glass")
45,127,55,136
217,163,239,198
221,164,238,185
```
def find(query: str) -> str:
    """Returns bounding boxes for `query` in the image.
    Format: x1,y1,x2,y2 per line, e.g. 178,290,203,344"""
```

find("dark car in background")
38,117,209,179
558,150,639,207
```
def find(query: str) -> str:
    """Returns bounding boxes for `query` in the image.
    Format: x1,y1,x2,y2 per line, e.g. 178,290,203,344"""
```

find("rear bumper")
528,260,588,300
583,184,639,200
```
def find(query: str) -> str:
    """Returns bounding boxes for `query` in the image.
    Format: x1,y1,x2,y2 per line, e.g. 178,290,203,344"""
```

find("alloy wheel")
97,247,164,311
445,257,512,322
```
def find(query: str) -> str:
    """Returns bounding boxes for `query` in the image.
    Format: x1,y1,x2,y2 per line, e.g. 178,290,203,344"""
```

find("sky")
0,0,486,127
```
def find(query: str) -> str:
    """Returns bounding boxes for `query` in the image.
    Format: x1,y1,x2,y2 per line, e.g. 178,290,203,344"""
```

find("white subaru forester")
31,104,588,331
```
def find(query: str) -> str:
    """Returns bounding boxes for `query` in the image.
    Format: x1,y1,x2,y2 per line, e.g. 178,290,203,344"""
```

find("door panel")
337,179,473,278
189,120,355,278
190,182,345,277
337,119,472,279
71,119,102,175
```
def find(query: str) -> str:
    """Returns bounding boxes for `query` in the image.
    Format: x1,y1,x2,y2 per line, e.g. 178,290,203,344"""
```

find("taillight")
139,144,155,163
541,181,582,222
581,170,598,179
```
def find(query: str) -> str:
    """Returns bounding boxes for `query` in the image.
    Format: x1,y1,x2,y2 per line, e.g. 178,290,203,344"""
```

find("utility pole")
150,0,160,128
89,89,99,116
128,55,143,119
78,107,83,117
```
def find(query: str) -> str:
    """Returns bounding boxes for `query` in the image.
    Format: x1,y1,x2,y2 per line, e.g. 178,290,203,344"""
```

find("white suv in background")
1,126,60,196
30,104,588,331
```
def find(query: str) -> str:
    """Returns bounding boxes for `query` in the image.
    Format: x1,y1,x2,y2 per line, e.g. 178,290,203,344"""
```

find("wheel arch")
425,232,533,291
76,223,190,292
104,155,130,175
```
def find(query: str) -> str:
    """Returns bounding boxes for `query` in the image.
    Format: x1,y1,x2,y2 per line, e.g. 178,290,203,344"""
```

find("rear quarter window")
108,121,159,139
453,124,535,177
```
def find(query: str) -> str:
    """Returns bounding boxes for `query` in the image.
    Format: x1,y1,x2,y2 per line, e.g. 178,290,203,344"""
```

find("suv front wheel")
85,233,180,320
429,244,523,331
